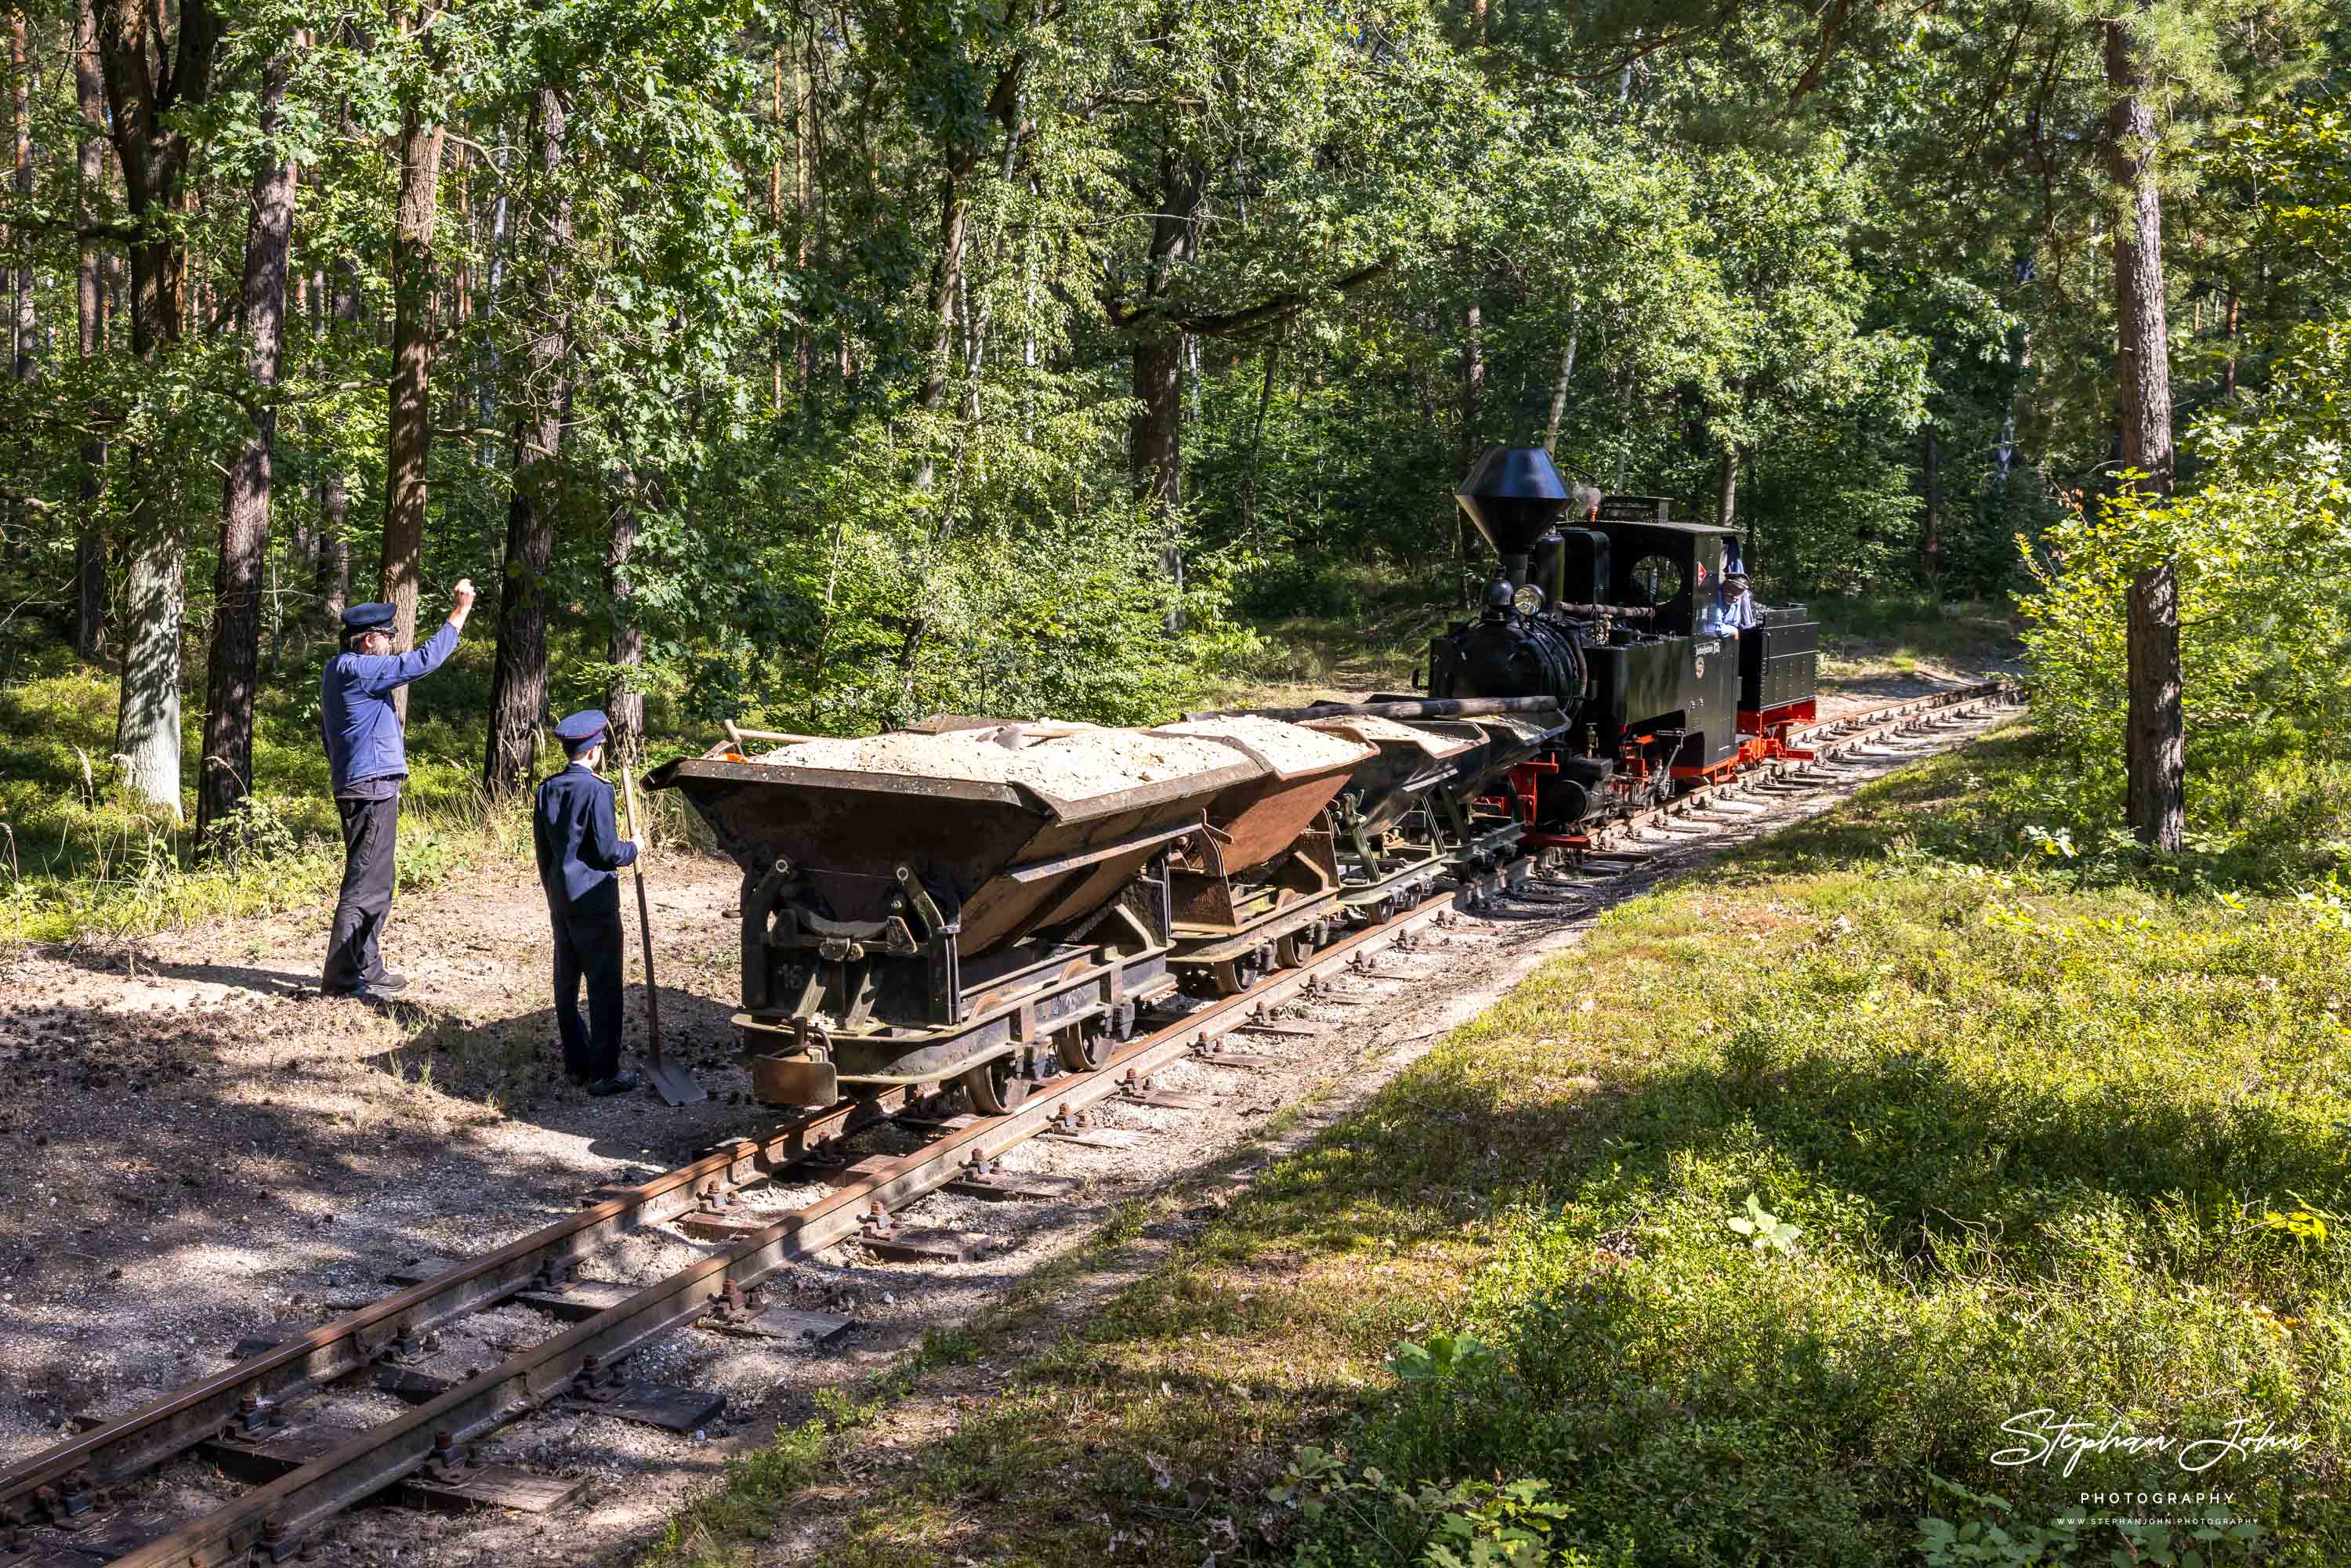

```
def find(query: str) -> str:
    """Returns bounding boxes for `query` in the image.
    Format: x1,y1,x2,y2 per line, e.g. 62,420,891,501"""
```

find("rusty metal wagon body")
1144,718,1377,994
650,729,1254,1112
1301,715,1480,922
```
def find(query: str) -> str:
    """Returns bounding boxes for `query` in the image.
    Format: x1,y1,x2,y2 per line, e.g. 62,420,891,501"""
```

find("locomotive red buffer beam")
1497,757,1599,851
1737,697,1818,763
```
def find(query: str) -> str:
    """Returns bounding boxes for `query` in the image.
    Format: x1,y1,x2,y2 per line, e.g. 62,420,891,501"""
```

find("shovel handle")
619,764,662,1064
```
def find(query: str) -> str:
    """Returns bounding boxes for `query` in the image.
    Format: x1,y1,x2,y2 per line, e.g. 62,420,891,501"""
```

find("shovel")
620,762,706,1106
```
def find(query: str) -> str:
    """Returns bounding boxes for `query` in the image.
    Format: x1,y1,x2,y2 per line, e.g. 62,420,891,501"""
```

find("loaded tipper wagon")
650,722,1255,1113
1144,715,1374,994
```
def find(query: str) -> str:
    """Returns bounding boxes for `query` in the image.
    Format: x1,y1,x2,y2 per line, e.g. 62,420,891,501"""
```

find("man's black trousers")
322,793,399,994
550,884,627,1081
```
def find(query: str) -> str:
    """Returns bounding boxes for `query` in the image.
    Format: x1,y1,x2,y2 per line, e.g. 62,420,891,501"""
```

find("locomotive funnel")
1457,446,1572,559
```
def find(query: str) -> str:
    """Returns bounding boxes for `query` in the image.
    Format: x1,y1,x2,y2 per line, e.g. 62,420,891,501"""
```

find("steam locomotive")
1426,445,1819,841
652,446,1819,1114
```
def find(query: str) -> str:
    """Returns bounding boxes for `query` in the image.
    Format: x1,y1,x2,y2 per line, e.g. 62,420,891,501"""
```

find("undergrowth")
0,645,705,945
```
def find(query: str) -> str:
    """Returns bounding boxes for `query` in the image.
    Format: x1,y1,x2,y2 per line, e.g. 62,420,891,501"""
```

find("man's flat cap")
341,601,397,632
554,710,610,751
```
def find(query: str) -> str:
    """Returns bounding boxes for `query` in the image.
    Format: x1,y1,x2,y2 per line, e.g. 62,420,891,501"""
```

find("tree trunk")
1541,308,1580,454
1714,442,1739,529
606,471,649,762
2106,11,2183,852
770,42,786,413
315,476,350,622
2220,286,2240,399
8,8,33,382
380,79,447,718
1238,337,1280,542
1458,299,1483,602
71,0,107,659
793,32,810,392
116,534,184,814
481,89,571,800
1132,327,1185,624
196,59,297,856
1920,422,1943,580
911,168,972,490
94,0,226,816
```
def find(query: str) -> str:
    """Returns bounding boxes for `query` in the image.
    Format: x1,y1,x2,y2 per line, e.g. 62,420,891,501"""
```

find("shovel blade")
639,1052,707,1106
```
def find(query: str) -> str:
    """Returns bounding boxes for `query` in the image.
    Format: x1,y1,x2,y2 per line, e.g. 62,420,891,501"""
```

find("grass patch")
1809,593,2023,683
647,722,2349,1568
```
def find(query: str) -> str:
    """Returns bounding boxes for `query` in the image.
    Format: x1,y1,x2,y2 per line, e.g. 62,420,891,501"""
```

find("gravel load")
1304,714,1479,758
1150,715,1373,778
756,726,1247,802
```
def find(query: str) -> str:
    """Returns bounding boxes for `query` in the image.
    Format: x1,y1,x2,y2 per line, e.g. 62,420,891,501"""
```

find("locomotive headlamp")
1512,585,1545,616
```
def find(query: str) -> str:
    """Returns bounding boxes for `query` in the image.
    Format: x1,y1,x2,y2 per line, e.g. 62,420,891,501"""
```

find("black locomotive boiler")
1425,446,1820,841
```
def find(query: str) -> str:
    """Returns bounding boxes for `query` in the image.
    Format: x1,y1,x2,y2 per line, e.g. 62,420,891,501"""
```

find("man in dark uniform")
320,583,475,999
534,711,641,1096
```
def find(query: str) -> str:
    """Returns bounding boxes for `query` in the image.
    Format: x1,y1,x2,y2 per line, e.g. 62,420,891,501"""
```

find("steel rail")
104,861,1539,1568
5,678,2023,1566
1797,679,2017,762
0,1090,911,1519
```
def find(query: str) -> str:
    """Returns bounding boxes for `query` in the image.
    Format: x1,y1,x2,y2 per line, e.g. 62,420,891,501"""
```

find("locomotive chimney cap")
1455,446,1573,559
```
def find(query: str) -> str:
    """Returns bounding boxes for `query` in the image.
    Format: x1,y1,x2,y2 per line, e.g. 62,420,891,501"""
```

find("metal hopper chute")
1400,705,1569,867
649,726,1257,1112
1143,716,1377,991
1301,715,1480,919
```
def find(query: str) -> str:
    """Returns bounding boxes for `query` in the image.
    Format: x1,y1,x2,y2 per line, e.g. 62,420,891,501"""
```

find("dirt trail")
0,841,760,1466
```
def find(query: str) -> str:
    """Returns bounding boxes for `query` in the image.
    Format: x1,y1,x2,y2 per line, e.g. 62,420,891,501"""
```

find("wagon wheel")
960,1054,1032,1116
1212,949,1266,995
1056,1023,1111,1074
1274,929,1310,969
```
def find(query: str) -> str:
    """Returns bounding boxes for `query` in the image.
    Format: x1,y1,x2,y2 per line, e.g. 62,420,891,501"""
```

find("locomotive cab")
1588,499,1744,780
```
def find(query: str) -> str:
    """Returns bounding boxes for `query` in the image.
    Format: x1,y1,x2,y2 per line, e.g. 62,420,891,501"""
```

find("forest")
7,3,2351,1563
0,0,2347,882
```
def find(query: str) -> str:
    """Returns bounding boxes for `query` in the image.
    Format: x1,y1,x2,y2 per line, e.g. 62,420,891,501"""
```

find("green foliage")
2020,321,2351,851
1271,1446,1628,1568
1723,1190,1802,1253
1251,734,2351,1564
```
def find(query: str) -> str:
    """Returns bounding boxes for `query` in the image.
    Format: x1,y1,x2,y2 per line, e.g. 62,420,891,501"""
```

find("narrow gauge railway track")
0,681,2017,1568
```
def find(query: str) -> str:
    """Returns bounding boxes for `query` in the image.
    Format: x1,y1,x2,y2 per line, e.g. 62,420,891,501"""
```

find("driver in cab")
1698,571,1760,636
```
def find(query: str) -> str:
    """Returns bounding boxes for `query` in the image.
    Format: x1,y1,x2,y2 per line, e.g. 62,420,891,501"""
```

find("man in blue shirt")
1697,572,1762,636
319,583,475,998
534,711,641,1095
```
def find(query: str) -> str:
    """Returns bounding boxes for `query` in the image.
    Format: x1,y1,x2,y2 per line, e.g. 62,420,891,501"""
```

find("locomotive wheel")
1056,1023,1110,1074
961,1054,1033,1116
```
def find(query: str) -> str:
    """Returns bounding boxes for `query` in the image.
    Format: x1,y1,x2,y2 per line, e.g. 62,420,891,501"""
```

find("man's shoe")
585,1071,641,1098
367,972,411,993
